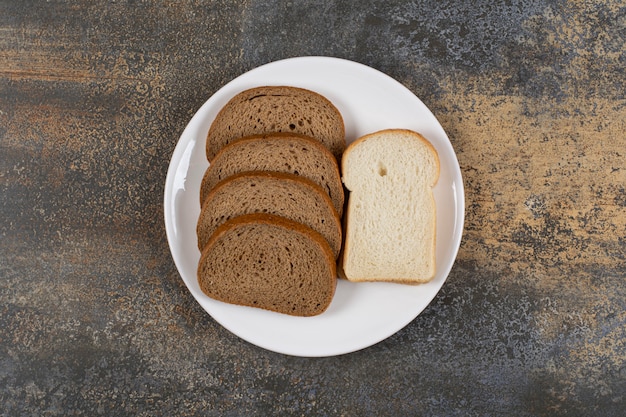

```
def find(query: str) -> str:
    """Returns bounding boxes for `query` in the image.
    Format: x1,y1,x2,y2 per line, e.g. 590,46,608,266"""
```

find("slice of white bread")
341,129,440,284
197,213,336,316
196,171,342,258
200,133,344,216
206,86,345,160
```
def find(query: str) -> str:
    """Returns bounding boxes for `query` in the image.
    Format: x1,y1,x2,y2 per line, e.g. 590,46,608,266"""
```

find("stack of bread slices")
196,86,346,317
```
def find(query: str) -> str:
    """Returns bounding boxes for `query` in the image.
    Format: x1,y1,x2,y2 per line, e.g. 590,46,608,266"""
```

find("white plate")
164,57,464,357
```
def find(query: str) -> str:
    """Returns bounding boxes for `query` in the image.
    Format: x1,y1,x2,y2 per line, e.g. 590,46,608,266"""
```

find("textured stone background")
1,0,625,416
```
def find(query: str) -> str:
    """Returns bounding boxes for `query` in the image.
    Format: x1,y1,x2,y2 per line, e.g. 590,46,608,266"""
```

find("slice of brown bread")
200,133,344,216
197,213,337,316
196,171,342,258
206,86,345,160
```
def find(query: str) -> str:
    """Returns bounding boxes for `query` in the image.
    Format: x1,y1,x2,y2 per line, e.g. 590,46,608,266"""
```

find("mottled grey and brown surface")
1,0,625,416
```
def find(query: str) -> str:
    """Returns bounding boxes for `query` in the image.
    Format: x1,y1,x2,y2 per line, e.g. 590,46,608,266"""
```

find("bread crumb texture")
206,86,345,160
200,133,344,215
342,130,440,283
198,215,336,316
196,172,342,258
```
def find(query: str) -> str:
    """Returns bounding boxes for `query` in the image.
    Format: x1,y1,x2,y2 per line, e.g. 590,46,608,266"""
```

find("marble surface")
1,0,624,415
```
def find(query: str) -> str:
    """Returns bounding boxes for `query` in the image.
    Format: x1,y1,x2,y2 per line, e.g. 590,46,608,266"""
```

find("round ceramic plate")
164,56,464,357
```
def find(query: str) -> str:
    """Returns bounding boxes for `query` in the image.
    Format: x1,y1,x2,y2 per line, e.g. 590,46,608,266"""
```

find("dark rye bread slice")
206,86,345,160
197,213,336,316
196,171,342,258
200,133,344,216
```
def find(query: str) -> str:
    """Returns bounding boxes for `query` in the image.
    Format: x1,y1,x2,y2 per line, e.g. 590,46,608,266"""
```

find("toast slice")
341,129,440,284
196,171,342,258
206,86,345,160
200,133,344,216
197,213,336,316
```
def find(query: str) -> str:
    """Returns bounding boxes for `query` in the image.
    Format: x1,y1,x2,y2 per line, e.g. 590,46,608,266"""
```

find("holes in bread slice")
378,161,387,177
